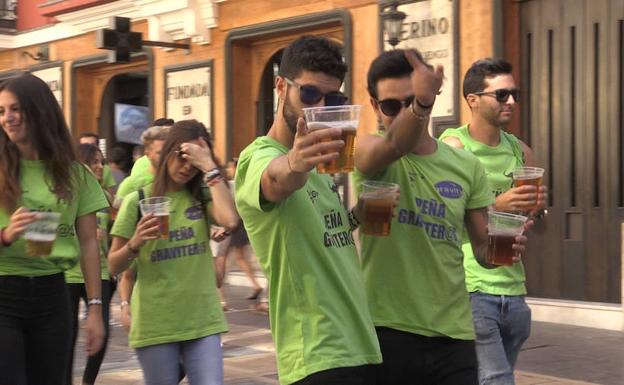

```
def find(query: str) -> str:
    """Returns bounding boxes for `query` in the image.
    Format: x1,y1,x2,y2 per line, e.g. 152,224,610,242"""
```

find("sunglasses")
473,88,520,103
376,95,415,117
284,77,348,106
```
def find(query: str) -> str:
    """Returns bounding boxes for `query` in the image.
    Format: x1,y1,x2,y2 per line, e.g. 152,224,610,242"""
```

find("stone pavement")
71,284,624,385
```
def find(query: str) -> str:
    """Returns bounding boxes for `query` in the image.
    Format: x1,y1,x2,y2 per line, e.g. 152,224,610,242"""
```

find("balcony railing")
0,0,16,30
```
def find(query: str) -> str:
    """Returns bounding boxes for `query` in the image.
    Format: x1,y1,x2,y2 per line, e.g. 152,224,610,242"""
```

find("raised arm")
355,50,444,175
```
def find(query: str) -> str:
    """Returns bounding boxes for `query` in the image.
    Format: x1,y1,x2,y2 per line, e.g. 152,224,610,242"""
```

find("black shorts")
229,226,249,248
375,327,478,385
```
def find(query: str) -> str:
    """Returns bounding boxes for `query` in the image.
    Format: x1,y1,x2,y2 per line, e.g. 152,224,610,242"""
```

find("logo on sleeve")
435,181,463,199
185,205,204,220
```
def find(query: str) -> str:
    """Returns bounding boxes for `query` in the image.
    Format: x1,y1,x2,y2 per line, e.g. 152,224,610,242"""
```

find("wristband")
203,168,221,185
87,298,103,306
120,300,129,308
207,175,224,187
0,228,12,247
409,98,433,119
415,97,434,110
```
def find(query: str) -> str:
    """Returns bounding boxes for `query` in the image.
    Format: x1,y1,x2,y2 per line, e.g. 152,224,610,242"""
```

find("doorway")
520,0,624,303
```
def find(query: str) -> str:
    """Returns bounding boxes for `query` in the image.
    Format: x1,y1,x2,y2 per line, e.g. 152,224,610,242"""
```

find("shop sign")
165,61,213,132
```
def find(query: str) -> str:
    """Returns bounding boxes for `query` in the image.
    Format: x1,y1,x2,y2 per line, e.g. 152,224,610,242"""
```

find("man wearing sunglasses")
235,35,382,385
440,58,548,384
353,49,530,385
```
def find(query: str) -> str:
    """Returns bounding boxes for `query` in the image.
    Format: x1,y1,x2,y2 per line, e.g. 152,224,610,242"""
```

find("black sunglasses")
284,77,348,106
376,95,415,117
474,88,520,103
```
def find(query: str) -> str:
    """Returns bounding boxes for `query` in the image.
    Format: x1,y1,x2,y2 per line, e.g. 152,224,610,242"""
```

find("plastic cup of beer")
512,167,544,211
139,196,171,240
302,105,361,173
487,211,527,266
24,211,61,257
360,181,399,236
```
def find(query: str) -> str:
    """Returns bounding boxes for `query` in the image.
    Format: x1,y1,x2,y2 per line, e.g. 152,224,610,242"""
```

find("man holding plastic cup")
440,58,547,384
235,36,382,385
353,49,530,385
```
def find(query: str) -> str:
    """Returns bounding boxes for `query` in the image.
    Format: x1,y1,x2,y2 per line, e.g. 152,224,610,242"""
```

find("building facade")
0,0,623,330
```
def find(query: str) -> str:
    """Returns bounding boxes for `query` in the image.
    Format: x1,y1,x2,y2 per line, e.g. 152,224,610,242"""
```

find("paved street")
71,284,624,385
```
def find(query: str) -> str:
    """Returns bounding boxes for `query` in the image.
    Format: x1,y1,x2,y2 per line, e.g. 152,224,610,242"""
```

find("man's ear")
466,94,479,110
369,96,380,114
275,76,287,101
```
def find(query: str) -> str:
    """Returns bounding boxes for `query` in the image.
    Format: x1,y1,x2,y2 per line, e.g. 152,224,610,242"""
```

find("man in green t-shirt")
235,36,382,385
129,118,174,177
440,58,547,385
115,125,169,200
354,49,531,385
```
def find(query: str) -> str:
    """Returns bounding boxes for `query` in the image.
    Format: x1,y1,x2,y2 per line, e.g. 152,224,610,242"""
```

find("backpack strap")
137,188,145,221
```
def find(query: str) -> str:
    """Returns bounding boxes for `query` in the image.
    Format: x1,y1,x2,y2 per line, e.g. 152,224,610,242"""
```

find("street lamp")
381,0,407,48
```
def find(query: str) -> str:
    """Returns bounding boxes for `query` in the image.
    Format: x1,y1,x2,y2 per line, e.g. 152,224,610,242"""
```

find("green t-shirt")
110,184,228,348
65,209,111,283
440,124,526,295
352,138,494,340
130,155,150,177
0,161,109,276
235,136,382,385
102,164,116,189
115,173,154,200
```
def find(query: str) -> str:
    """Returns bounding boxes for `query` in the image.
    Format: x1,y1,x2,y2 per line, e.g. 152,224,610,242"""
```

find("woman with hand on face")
108,119,240,385
0,73,108,385
65,143,114,385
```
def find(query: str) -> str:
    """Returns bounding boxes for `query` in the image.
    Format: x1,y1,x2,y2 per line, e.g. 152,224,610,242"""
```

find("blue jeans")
136,334,223,385
469,292,531,385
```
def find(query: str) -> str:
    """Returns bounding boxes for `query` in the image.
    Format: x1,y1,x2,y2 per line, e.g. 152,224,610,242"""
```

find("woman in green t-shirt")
0,73,108,385
66,143,113,385
108,120,240,385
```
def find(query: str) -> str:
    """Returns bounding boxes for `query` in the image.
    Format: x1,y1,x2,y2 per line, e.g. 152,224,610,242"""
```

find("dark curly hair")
278,35,347,82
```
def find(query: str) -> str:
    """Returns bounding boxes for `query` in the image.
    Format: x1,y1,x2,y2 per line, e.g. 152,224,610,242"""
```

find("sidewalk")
72,284,623,385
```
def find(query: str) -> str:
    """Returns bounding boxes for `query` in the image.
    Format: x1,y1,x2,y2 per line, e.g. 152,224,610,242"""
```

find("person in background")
440,58,547,385
216,159,263,311
78,132,117,197
130,118,174,178
115,125,170,202
132,144,145,163
65,144,113,385
0,73,107,385
108,145,131,188
235,35,382,385
108,119,239,385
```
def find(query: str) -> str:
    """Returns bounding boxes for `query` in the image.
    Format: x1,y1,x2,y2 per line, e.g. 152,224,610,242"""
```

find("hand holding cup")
287,117,345,173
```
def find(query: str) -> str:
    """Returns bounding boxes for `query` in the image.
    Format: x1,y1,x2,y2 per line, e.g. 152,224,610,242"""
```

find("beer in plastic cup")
486,211,527,266
512,166,544,211
360,181,399,236
24,211,61,257
302,105,361,174
139,196,171,240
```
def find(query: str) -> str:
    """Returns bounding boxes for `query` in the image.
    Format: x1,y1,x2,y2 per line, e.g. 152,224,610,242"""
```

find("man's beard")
282,95,299,135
